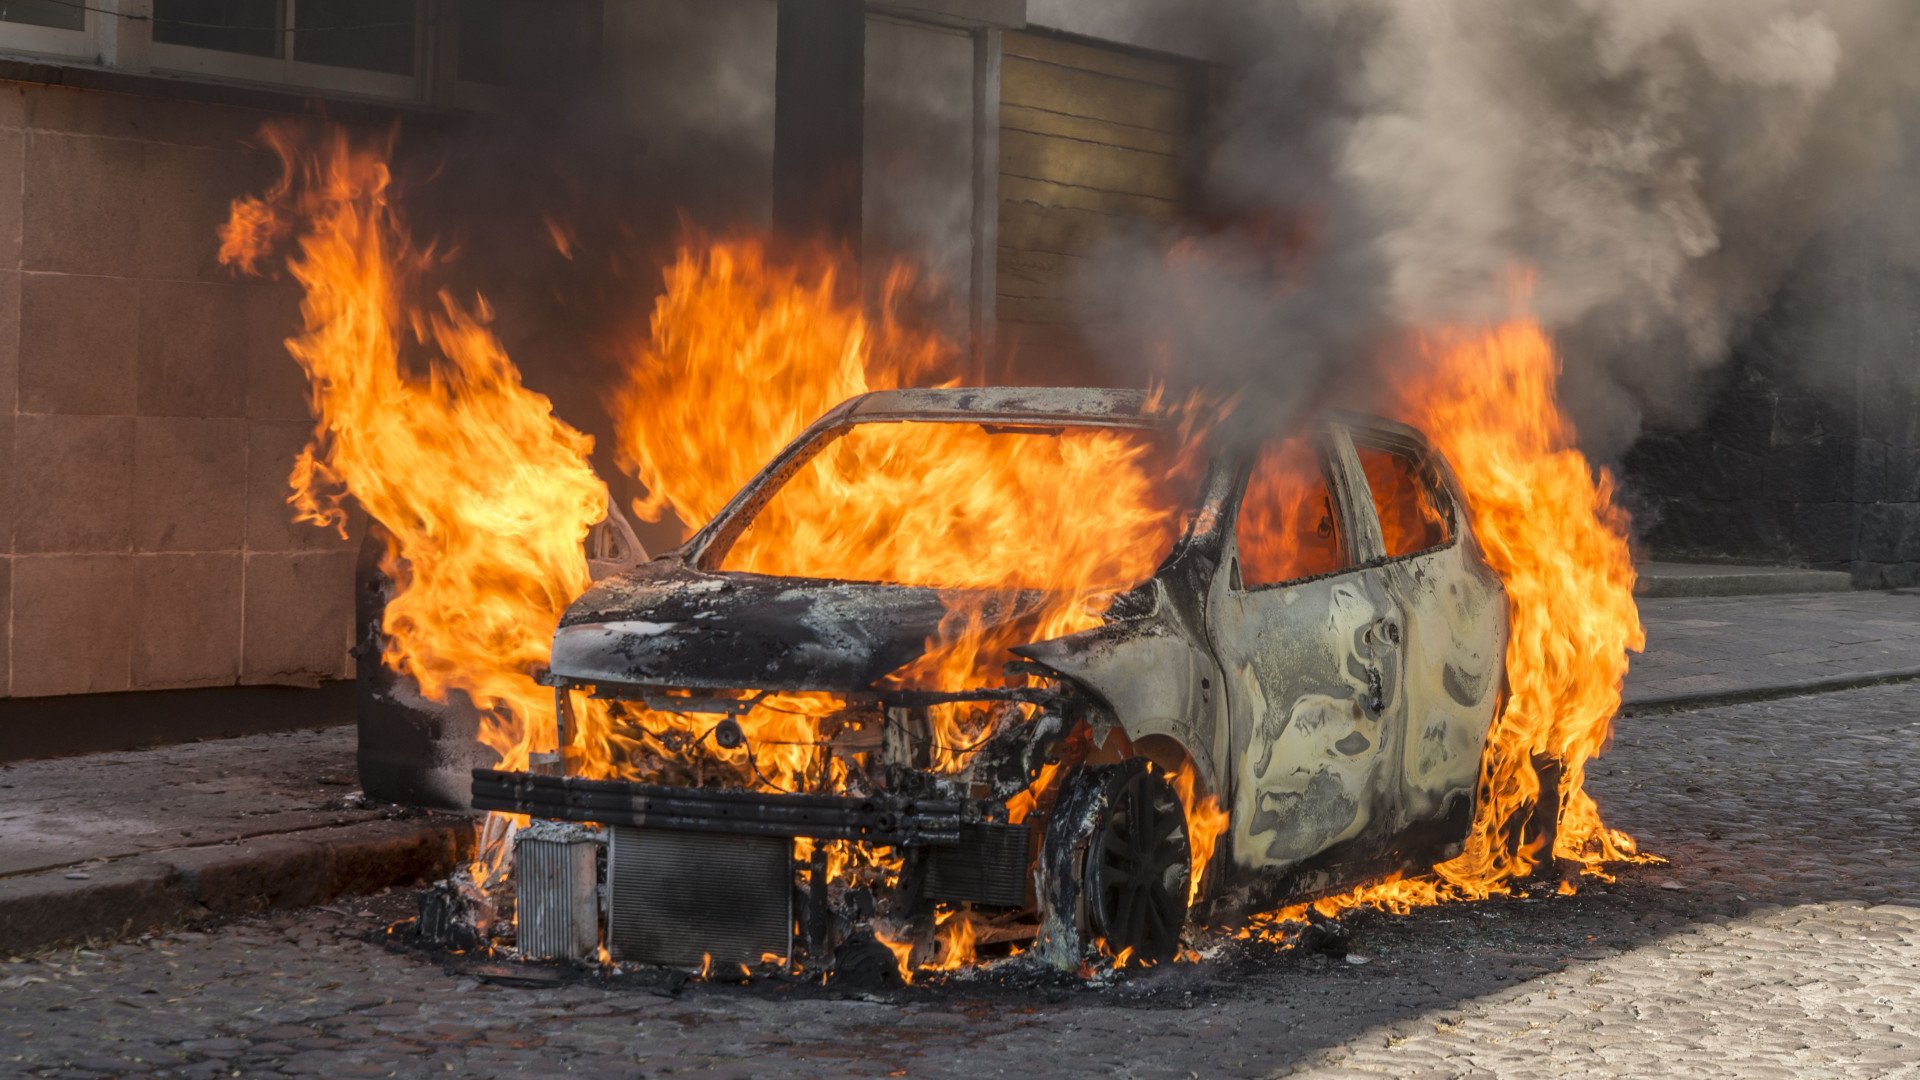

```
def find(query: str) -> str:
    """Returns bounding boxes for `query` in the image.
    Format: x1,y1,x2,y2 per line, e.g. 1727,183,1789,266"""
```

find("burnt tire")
1036,758,1191,968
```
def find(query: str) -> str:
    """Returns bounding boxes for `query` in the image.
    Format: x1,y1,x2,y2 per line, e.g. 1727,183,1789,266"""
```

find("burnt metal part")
806,844,831,959
924,822,1031,908
471,768,975,846
512,825,600,962
415,874,494,953
552,564,1052,694
606,826,791,969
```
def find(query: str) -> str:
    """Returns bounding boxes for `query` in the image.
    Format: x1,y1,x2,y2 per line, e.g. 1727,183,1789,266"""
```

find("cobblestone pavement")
3,683,1918,1078
1627,589,1920,703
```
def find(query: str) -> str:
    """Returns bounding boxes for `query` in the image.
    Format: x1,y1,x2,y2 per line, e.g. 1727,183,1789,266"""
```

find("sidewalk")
5,589,1919,956
0,729,468,956
1628,590,1920,710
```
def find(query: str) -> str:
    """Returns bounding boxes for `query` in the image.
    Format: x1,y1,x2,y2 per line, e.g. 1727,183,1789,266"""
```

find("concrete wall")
603,0,778,227
1624,296,1920,587
0,80,353,699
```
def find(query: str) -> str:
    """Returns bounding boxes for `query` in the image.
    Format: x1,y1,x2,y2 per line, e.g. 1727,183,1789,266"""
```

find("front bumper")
470,768,980,847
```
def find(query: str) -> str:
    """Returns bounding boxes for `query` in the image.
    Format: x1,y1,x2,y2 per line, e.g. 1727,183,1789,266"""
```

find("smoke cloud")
1077,0,1920,456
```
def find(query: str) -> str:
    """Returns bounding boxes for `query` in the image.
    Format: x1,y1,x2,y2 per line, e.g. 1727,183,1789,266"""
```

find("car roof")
834,389,1431,450
836,387,1162,428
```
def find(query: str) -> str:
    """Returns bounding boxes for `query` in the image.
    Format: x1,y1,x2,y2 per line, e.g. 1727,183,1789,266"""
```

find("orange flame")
608,238,1200,783
219,125,606,884
1410,320,1646,886
1168,759,1228,906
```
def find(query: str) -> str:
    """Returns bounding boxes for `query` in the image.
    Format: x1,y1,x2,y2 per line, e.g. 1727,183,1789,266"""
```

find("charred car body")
472,387,1508,971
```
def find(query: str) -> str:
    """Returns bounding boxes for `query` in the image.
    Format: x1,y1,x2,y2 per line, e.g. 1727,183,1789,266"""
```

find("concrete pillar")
773,0,866,246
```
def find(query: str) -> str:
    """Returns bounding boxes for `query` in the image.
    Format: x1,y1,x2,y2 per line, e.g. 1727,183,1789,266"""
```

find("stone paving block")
15,270,139,413
10,412,134,554
8,552,135,696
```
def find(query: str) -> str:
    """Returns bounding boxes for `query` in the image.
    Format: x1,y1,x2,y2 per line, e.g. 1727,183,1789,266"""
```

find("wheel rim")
1087,769,1189,962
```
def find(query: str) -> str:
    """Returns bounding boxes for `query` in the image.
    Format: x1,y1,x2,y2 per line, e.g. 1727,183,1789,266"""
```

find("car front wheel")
1035,757,1191,968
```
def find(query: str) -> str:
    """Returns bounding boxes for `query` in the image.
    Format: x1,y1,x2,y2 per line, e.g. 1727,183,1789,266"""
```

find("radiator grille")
606,827,792,969
512,830,600,962
925,822,1031,907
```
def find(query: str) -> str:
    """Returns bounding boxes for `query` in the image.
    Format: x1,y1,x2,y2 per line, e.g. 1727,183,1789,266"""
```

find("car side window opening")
1234,437,1352,588
1356,444,1453,558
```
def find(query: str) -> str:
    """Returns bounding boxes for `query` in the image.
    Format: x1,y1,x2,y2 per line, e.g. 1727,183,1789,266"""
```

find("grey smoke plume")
1079,0,1920,455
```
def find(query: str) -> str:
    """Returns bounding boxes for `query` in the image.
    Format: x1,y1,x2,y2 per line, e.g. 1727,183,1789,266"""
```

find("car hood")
551,558,1050,692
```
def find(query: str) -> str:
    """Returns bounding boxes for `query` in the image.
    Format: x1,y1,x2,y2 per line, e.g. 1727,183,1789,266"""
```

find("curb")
1633,570,1854,599
1620,665,1920,716
0,816,474,957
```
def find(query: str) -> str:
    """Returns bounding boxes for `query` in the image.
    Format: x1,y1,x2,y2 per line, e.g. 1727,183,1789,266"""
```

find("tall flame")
219,125,605,860
609,239,1201,784
1411,320,1646,886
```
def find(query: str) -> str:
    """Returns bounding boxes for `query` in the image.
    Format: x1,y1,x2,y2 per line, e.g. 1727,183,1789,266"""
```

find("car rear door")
1205,426,1408,874
1344,420,1508,832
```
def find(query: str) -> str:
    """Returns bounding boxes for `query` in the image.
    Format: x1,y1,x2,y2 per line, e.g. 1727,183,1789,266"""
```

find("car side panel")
1211,565,1407,873
1381,545,1507,825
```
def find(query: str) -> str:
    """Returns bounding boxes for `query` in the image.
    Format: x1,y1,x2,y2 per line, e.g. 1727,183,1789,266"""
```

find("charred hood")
550,558,1051,692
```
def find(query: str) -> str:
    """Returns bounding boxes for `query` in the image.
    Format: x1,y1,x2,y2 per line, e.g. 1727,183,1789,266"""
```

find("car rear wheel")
1036,758,1191,967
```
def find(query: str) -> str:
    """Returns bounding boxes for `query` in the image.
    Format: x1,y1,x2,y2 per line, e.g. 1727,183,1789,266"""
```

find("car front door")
1206,427,1406,875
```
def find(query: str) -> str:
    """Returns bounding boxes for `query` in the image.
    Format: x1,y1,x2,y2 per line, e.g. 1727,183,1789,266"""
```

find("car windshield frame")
681,389,1205,589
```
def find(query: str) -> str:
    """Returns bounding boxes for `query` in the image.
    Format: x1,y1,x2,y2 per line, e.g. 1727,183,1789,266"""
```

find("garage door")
995,31,1201,382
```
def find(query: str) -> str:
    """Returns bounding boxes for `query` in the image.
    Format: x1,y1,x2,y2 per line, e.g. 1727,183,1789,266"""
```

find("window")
1356,445,1452,558
0,0,93,59
148,0,422,99
0,0,599,106
152,1,278,57
717,420,1199,591
1236,438,1350,588
0,1,84,31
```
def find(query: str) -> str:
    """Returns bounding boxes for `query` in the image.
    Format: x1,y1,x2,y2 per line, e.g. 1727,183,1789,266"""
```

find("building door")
994,31,1200,383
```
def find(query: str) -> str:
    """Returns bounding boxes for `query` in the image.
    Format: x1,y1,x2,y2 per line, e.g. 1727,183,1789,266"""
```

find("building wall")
1624,297,1920,588
993,30,1196,382
0,79,355,700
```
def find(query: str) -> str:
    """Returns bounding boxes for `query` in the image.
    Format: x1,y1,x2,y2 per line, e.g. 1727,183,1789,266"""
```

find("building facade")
0,0,1217,753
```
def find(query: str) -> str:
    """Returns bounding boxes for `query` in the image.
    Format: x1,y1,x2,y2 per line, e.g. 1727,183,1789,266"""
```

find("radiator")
512,823,601,962
925,822,1031,908
606,826,792,969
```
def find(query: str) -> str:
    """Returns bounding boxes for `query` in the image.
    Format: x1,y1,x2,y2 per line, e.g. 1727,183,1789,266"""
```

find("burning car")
472,386,1508,973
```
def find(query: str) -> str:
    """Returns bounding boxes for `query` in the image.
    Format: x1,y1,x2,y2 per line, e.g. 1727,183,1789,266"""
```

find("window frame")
0,0,591,108
145,0,426,103
1347,430,1460,564
0,0,105,63
1224,428,1372,594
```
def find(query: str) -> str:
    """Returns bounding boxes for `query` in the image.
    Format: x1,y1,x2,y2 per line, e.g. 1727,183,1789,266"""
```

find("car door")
1345,422,1508,831
1206,427,1407,874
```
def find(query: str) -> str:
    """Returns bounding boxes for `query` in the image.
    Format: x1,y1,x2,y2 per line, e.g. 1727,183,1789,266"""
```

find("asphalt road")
3,682,1918,1079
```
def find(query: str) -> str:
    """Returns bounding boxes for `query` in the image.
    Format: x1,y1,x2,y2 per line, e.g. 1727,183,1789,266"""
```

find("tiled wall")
0,80,354,698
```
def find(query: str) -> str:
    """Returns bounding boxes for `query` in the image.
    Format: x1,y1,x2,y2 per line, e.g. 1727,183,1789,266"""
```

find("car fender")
1012,583,1227,796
